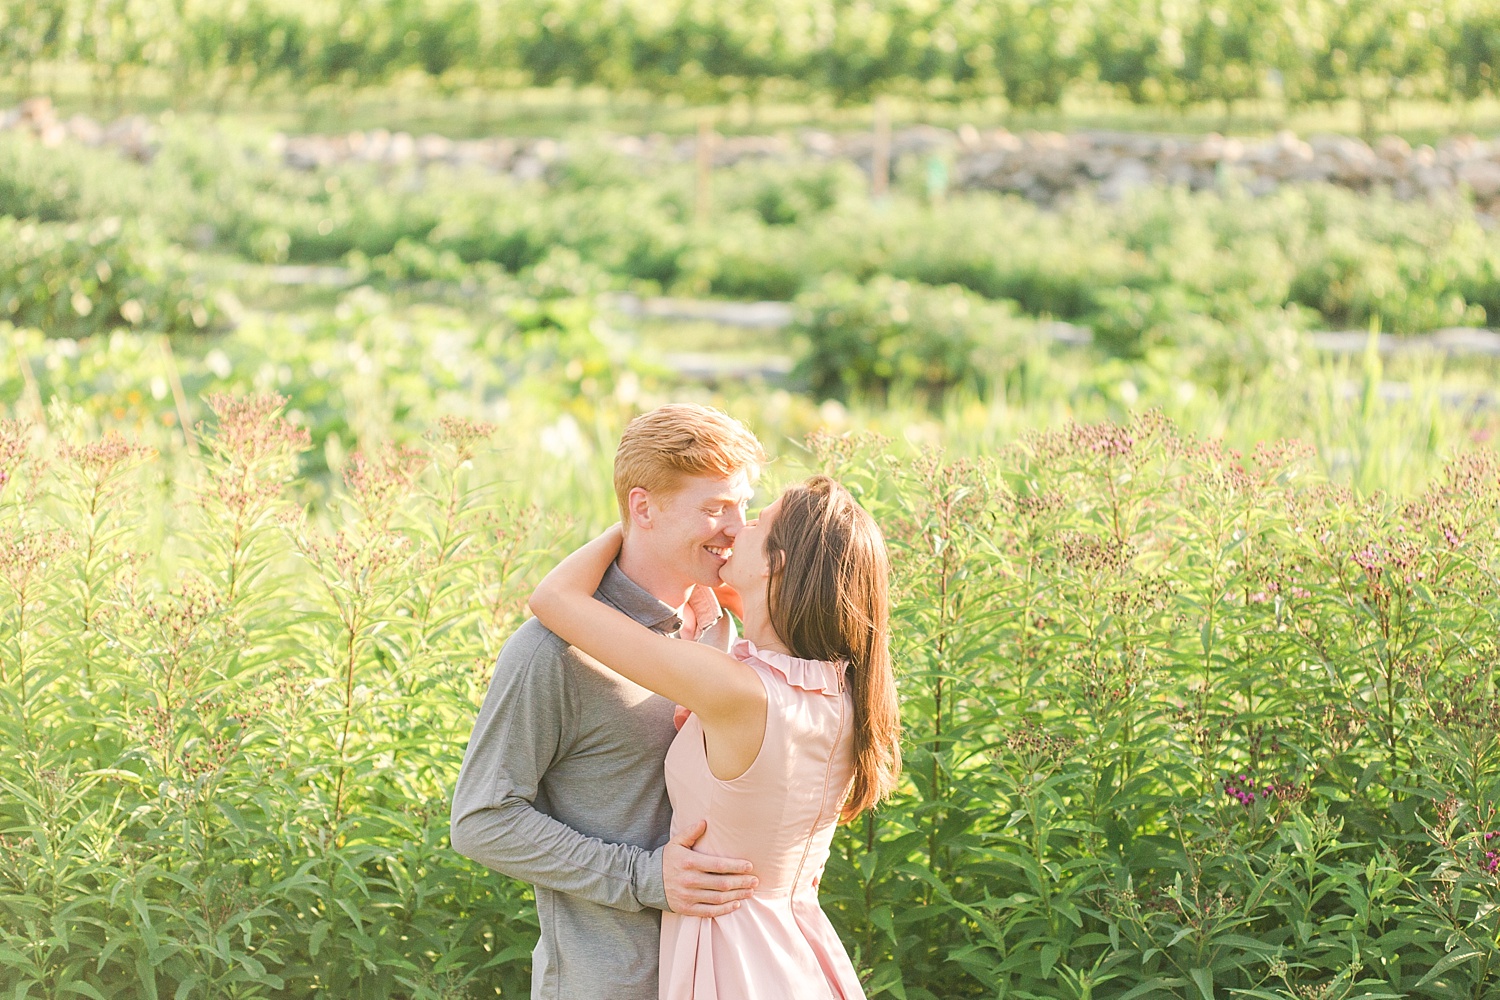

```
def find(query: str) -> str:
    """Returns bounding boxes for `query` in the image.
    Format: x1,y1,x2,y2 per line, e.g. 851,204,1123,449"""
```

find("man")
451,403,768,999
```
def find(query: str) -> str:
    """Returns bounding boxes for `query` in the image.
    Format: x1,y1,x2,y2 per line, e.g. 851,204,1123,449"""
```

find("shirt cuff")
637,846,669,911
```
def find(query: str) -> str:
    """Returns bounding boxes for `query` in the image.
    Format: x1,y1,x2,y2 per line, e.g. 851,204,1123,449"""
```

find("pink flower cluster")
1485,831,1499,873
1352,546,1384,577
1223,773,1271,807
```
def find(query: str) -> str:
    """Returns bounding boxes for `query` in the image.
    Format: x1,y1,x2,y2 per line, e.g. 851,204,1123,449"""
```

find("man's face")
720,496,779,596
642,470,755,589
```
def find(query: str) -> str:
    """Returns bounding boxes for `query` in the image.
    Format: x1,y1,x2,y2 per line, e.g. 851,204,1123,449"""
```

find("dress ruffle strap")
733,638,846,694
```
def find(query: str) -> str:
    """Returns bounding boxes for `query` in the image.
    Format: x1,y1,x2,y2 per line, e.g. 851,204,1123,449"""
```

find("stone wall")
5,96,1499,208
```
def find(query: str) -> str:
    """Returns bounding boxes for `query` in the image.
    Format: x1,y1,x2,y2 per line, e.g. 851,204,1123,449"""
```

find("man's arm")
529,528,765,728
449,625,755,914
451,627,661,910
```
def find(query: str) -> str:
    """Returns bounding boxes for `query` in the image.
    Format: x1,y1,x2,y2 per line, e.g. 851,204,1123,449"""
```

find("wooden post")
159,335,197,452
871,96,891,201
695,112,715,226
11,331,46,429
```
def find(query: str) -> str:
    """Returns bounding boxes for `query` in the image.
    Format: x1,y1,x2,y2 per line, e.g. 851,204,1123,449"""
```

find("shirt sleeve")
449,624,669,912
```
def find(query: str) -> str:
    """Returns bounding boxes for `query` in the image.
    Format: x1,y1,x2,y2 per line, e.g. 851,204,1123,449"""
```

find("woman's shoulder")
731,638,847,697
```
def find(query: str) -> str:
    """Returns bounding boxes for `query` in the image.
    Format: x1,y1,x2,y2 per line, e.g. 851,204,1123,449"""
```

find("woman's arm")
529,526,764,725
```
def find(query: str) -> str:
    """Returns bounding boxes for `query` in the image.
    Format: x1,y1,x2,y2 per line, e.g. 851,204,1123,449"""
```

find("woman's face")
722,496,781,594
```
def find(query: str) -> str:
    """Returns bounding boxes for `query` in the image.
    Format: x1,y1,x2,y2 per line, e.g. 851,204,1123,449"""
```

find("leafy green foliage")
7,406,1500,997
789,274,1027,401
9,122,1500,358
811,420,1500,998
0,215,232,337
0,399,558,999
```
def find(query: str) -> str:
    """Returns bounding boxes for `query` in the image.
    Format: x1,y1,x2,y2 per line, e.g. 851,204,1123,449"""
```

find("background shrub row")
8,123,1500,398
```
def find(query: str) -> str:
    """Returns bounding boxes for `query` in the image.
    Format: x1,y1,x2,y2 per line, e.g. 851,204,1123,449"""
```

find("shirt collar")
596,561,724,637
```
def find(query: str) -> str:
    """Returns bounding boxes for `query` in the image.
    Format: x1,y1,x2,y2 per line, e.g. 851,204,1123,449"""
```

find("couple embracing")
450,404,901,999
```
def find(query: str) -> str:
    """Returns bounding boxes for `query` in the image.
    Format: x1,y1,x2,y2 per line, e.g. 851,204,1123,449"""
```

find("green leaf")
1117,978,1187,1000
1415,948,1483,988
310,919,330,957
134,953,160,1000
1040,942,1060,978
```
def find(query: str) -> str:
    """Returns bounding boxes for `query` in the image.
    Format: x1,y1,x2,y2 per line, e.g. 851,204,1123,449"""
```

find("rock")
66,114,102,145
361,129,390,161
416,133,452,162
1458,159,1500,200
5,107,1486,210
1099,158,1153,200
1439,134,1482,159
1376,134,1412,160
1188,133,1225,166
992,129,1025,152
482,137,516,168
1083,151,1117,180
614,134,646,157
1164,162,1196,186
388,131,414,162
892,124,953,156
511,154,545,182
18,96,54,126
1414,164,1455,193
1276,130,1314,162
1187,166,1217,190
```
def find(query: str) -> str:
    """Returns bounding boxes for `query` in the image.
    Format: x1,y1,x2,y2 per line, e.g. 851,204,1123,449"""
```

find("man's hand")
663,819,757,917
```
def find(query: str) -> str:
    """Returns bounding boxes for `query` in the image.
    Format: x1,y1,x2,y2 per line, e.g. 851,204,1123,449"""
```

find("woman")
529,475,902,999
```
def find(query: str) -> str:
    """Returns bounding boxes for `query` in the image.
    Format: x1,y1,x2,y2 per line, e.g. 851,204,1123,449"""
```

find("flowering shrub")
810,416,1500,998
4,405,1500,997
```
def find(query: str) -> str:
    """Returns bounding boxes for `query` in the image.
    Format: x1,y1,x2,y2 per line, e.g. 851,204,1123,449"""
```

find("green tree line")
1,0,1497,116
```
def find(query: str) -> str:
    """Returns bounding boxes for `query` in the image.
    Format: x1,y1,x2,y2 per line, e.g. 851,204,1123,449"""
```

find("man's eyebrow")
705,492,753,506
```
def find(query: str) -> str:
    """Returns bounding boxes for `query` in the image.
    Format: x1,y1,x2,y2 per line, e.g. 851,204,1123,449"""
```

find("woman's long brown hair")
764,476,901,820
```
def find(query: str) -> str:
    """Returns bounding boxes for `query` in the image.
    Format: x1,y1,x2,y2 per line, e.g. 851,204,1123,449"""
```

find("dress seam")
791,684,846,894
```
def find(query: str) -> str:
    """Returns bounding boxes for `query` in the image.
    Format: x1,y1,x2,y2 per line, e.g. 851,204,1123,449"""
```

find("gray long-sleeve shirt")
450,563,734,1000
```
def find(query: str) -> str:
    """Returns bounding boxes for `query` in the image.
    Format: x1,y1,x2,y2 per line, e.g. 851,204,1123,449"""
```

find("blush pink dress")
659,638,866,1000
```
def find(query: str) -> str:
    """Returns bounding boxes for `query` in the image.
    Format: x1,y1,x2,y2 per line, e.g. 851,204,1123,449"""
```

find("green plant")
0,216,234,337
789,274,1028,402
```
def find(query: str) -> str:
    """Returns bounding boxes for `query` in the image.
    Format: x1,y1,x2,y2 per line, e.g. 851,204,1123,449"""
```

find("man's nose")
724,517,745,538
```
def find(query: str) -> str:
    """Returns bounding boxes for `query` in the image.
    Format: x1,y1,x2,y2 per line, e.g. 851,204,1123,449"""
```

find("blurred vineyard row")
2,0,1499,114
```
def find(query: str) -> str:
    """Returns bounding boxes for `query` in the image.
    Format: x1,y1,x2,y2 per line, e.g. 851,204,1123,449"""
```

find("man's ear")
626,486,653,531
